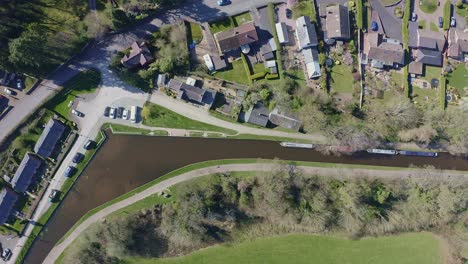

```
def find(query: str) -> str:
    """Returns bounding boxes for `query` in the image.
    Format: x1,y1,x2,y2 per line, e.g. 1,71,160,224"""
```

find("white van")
130,106,137,123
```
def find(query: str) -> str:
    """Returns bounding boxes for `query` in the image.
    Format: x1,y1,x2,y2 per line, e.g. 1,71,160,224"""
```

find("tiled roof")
325,5,351,40
11,154,42,193
34,119,66,158
269,108,302,131
121,42,154,68
245,102,269,127
0,188,18,224
295,16,318,49
215,22,259,53
416,48,442,66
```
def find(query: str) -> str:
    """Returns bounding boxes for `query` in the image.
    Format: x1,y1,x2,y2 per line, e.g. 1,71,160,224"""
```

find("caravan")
130,106,137,123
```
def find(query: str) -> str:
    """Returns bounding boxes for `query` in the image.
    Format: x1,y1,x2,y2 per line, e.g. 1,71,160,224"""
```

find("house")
416,49,442,67
34,119,66,158
324,5,350,44
295,16,318,50
121,42,154,68
11,154,42,193
409,25,446,51
302,48,321,78
167,79,217,108
269,108,302,131
275,22,289,44
0,188,18,225
408,61,423,76
265,60,278,74
214,22,259,54
447,29,468,61
211,55,228,70
364,33,404,68
244,102,270,127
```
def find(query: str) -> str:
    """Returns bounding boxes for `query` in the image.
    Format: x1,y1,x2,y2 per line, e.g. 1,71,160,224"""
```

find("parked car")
104,106,110,117
411,12,417,22
1,248,12,261
64,166,75,177
286,8,292,19
450,17,456,27
438,17,443,28
3,88,14,96
116,107,123,119
371,21,378,31
217,0,230,6
16,78,23,90
122,109,129,120
71,109,84,117
109,107,116,119
49,189,60,202
83,140,94,150
72,153,84,163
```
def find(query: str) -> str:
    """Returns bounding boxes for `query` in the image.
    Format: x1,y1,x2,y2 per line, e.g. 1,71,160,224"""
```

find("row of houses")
244,102,303,131
0,118,66,225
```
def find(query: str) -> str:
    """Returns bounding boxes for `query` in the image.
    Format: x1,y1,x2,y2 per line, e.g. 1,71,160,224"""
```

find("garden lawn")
420,0,438,13
210,18,235,34
125,232,443,264
232,12,252,26
412,86,438,107
418,20,426,29
214,59,250,85
188,22,203,43
142,103,236,134
330,64,354,93
430,22,439,32
292,0,316,21
423,65,442,83
45,69,101,120
447,63,467,95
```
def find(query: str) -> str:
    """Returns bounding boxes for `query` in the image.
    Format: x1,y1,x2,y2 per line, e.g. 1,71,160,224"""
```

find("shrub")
439,77,446,109
356,0,363,29
266,73,279,80
251,72,267,80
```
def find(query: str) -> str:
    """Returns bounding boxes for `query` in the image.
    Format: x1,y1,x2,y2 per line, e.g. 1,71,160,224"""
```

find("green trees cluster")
63,167,468,263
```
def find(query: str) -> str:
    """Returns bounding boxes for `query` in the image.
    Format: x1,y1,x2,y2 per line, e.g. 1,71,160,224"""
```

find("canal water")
24,134,468,264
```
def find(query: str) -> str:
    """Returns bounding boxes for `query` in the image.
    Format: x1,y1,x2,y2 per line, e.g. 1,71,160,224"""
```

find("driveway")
370,0,402,41
414,0,450,33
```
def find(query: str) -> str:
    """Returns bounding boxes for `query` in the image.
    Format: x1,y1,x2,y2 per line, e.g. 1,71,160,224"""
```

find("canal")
24,134,468,264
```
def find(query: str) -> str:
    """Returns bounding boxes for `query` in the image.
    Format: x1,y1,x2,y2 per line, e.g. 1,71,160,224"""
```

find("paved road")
42,163,468,264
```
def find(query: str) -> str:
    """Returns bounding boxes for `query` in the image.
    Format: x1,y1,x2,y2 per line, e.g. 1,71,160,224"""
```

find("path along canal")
24,134,468,264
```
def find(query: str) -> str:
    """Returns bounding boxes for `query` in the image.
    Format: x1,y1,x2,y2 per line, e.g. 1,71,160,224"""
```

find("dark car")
286,8,292,19
217,0,230,6
371,21,378,31
64,166,75,177
116,107,124,119
83,140,95,150
104,106,110,117
72,153,84,163
49,189,60,202
438,17,443,28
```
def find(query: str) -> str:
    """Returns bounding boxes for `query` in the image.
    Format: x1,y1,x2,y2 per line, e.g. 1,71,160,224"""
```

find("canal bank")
23,133,468,264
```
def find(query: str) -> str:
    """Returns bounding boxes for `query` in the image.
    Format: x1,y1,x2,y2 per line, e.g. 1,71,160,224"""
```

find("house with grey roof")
34,119,66,158
0,188,18,225
244,102,270,127
408,61,423,76
295,16,318,50
275,22,289,44
121,42,154,69
11,153,42,193
302,48,321,78
325,5,350,44
269,108,302,131
416,49,442,67
167,79,217,108
364,33,404,68
447,29,468,61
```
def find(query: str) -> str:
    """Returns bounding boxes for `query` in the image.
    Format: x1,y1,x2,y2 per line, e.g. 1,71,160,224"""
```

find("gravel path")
43,163,467,264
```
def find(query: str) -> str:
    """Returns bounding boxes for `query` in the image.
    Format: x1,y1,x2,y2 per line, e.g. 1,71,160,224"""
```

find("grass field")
141,103,236,134
420,0,438,13
430,22,439,32
125,232,443,264
329,64,354,93
232,12,252,26
292,0,316,21
188,22,203,43
45,69,101,120
423,65,442,83
210,17,235,34
446,63,467,95
214,59,250,85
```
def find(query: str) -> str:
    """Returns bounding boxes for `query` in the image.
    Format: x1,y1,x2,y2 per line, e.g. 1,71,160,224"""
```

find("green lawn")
125,233,443,264
24,76,38,93
252,62,266,74
423,65,442,83
45,69,101,120
210,17,235,34
420,0,438,13
285,68,307,88
292,0,316,22
390,71,404,88
446,63,467,95
429,22,439,32
232,12,252,26
412,86,438,107
214,59,250,85
455,4,468,23
142,103,236,134
330,64,354,93
188,22,203,43
418,19,426,29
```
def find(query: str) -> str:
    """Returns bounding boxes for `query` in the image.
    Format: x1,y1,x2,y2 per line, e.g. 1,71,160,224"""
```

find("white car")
109,107,116,119
71,109,83,117
3,87,13,95
122,109,129,120
450,17,456,27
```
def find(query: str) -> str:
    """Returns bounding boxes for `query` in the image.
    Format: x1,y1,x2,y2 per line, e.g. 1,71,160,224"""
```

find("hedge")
439,76,446,109
251,72,267,80
402,0,411,98
240,53,253,84
266,73,279,79
443,1,451,30
356,0,363,29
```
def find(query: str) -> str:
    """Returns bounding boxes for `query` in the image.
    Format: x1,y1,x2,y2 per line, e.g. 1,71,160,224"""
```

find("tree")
318,53,327,66
8,23,49,75
259,88,272,102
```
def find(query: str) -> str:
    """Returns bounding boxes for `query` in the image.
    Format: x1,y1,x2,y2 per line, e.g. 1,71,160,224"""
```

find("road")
0,0,280,144
42,162,468,264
